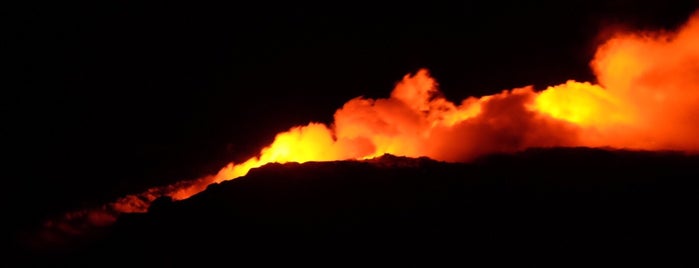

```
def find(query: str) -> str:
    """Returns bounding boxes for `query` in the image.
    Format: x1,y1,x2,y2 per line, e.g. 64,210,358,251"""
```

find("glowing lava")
42,11,699,237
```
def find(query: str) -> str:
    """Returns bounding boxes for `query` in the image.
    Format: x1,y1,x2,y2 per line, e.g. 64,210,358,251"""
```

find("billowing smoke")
36,10,699,244
584,13,699,150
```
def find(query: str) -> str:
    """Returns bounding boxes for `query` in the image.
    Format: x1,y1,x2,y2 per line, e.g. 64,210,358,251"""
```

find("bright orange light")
48,11,699,234
533,80,633,127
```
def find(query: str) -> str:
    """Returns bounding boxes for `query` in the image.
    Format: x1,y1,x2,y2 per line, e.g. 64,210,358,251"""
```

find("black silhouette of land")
15,147,699,266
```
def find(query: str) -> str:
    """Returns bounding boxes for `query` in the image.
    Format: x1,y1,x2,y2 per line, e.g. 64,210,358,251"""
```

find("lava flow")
41,11,699,239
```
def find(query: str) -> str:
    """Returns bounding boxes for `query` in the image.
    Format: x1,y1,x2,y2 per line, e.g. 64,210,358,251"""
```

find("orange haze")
42,11,699,236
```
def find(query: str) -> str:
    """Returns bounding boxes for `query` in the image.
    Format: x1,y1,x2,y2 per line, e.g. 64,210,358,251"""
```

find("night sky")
7,1,699,230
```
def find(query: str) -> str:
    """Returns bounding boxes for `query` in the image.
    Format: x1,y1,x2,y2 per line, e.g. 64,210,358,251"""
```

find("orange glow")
47,11,699,233
534,32,699,150
533,81,633,127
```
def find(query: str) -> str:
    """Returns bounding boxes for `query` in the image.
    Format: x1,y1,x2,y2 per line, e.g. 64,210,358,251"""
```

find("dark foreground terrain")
16,148,699,266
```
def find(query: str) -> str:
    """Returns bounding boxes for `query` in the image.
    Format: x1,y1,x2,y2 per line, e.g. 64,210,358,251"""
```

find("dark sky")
7,1,699,225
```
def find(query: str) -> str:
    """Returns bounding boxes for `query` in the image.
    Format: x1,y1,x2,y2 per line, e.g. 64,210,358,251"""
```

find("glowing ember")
44,10,699,235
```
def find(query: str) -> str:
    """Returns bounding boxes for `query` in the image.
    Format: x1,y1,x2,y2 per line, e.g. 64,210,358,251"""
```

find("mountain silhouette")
17,148,699,266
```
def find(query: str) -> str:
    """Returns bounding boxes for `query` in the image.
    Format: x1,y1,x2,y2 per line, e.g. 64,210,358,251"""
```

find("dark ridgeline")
8,1,699,235
15,148,699,266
